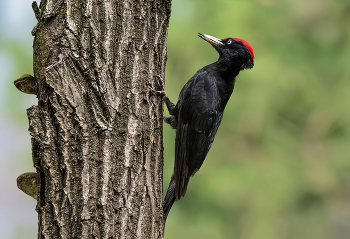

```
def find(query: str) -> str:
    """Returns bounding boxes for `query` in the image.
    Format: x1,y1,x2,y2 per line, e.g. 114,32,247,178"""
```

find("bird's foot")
149,75,168,99
148,86,167,97
154,75,165,91
163,116,177,129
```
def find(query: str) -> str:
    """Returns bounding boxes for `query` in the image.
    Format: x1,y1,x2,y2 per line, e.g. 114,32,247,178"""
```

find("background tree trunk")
28,0,171,238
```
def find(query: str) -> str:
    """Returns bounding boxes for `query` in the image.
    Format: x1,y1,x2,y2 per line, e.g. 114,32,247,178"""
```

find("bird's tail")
163,176,176,224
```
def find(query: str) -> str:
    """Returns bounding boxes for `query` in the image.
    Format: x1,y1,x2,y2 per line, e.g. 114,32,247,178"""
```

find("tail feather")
163,176,176,224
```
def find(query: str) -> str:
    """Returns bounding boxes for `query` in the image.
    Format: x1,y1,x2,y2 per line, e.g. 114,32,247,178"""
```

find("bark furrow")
29,0,171,238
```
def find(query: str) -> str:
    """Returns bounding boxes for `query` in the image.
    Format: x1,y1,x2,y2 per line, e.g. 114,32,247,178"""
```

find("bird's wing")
174,71,221,199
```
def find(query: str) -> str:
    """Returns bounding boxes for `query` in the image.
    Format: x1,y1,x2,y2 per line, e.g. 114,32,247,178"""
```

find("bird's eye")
226,39,233,45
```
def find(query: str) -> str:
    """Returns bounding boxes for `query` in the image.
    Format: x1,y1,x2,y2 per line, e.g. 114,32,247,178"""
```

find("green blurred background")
1,0,349,238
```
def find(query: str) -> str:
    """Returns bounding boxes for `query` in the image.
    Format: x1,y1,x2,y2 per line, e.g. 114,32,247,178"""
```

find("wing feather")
174,71,222,199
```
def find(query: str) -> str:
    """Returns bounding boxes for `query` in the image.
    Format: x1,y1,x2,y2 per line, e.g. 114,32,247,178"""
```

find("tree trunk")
24,0,171,238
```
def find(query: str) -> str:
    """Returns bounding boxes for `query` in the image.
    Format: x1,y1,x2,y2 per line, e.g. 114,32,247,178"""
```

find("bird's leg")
152,75,176,116
163,116,177,129
149,76,178,129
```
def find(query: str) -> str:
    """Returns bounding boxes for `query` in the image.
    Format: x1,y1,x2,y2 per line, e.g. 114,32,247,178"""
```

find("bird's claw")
149,87,167,98
153,75,165,91
156,90,167,96
149,75,167,99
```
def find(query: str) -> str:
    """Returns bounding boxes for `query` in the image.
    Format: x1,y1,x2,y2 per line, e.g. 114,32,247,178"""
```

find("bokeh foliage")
163,0,350,238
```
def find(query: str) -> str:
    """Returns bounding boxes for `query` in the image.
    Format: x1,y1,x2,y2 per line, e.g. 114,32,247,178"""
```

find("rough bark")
25,0,171,238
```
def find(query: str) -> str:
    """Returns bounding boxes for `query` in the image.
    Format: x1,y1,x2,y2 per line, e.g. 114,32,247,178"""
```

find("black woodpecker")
159,33,255,224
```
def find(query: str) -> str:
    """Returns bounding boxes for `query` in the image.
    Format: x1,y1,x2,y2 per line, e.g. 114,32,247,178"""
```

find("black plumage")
160,33,255,224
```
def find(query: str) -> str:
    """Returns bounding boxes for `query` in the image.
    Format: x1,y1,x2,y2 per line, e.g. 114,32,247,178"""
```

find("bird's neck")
216,57,242,80
211,60,237,109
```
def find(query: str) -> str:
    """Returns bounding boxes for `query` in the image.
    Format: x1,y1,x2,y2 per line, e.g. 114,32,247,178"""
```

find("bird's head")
198,33,254,70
